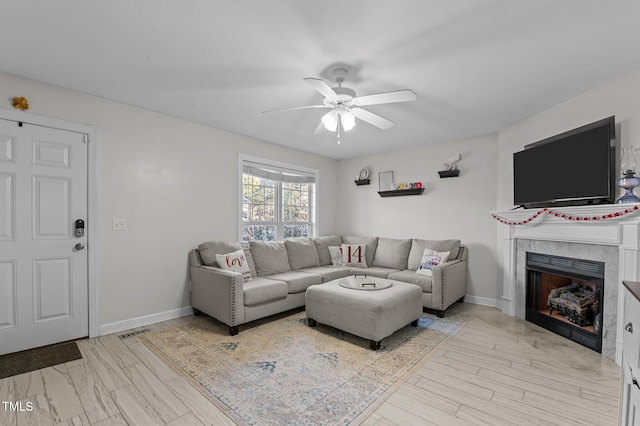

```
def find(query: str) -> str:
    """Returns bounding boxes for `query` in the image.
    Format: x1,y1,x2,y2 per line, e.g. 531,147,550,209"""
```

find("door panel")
0,134,14,162
0,119,88,355
0,172,15,240
32,176,71,239
33,257,72,322
32,139,71,168
0,260,16,329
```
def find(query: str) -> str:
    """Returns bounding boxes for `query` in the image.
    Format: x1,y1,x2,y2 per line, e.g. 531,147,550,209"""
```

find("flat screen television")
513,116,616,208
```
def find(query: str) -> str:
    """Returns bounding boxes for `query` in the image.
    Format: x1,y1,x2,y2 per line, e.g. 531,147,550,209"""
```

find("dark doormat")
0,341,82,379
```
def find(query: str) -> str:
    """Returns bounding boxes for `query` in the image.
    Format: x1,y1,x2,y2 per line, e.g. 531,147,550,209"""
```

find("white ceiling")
2,1,640,160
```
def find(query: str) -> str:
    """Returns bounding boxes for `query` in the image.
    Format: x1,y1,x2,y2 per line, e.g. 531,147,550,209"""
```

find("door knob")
626,322,633,333
75,243,85,251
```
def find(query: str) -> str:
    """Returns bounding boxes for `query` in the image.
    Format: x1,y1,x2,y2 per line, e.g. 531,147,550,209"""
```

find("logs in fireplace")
547,282,598,327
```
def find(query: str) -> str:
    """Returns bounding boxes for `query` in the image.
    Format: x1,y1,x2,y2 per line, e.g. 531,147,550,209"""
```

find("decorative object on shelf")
617,146,640,203
396,182,423,190
354,168,371,185
491,205,640,225
438,153,461,178
379,171,395,192
12,96,29,111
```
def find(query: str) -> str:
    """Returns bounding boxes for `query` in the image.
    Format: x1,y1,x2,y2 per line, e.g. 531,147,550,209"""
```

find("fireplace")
493,204,640,363
525,252,604,353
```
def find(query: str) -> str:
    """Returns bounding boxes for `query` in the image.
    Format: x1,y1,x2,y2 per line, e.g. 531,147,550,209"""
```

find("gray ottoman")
305,277,423,350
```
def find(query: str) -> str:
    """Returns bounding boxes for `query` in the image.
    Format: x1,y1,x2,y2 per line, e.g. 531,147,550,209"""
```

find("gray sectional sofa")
189,235,467,335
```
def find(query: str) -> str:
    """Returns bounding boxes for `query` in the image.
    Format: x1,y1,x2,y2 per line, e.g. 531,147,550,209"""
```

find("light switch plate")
112,218,128,231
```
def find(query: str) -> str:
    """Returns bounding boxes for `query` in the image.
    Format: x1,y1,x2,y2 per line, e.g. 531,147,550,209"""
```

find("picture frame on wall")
379,171,395,191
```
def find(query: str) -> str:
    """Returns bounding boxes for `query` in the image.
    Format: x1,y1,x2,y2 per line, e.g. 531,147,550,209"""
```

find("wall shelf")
354,179,371,186
438,170,460,178
378,188,425,197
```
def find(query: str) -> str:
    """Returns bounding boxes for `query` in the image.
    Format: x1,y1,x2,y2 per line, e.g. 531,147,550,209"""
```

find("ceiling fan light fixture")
321,110,338,132
264,68,416,141
341,111,356,131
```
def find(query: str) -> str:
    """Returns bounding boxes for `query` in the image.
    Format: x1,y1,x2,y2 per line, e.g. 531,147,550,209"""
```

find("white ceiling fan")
263,68,417,143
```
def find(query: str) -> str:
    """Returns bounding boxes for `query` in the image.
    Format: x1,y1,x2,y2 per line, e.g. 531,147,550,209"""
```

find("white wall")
336,135,499,304
495,67,640,304
0,72,340,329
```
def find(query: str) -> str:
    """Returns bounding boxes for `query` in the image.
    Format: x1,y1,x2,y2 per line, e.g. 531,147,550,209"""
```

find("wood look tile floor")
0,304,621,425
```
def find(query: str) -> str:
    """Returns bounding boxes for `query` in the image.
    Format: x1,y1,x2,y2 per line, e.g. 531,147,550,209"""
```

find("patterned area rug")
141,309,469,425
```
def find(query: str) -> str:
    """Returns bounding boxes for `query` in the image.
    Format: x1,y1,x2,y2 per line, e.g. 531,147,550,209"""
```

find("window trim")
238,154,319,241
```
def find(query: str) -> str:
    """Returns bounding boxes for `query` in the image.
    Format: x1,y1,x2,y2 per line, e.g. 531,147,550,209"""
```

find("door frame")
0,107,100,338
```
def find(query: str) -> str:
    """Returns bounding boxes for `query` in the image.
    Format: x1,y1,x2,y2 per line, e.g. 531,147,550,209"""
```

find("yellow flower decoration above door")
12,96,30,111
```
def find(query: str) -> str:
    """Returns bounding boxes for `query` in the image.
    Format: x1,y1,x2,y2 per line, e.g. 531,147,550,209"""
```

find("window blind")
242,161,316,184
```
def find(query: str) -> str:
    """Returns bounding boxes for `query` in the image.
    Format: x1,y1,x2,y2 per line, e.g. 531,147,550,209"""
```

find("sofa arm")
190,265,245,327
431,256,468,312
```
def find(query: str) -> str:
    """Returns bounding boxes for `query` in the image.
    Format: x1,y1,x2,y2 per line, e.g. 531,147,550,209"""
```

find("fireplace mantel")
493,203,640,364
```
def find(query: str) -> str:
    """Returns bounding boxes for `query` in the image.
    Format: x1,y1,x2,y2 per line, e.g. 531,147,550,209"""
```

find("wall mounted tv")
513,116,616,209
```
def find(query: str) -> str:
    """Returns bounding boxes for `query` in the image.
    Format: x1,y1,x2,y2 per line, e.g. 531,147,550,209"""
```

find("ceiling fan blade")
351,107,394,130
352,89,416,106
261,104,328,114
303,78,338,99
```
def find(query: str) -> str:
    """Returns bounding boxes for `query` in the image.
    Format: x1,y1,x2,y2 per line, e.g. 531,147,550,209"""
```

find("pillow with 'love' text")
216,250,252,281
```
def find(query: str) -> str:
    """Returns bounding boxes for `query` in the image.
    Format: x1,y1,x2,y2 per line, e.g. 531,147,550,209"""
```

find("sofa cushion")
285,238,320,270
373,238,412,270
198,241,242,267
342,236,378,267
243,277,288,306
313,235,343,265
298,266,351,282
388,270,433,293
408,239,461,271
353,266,401,279
215,250,252,281
249,241,291,275
266,271,323,294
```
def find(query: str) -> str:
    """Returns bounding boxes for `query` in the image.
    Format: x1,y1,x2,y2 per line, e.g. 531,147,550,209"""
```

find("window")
240,157,317,242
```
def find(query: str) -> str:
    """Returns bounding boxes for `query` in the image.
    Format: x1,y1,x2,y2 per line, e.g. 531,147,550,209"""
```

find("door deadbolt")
74,219,85,238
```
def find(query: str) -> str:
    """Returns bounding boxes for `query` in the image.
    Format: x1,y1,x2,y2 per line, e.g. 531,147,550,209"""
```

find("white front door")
0,119,88,355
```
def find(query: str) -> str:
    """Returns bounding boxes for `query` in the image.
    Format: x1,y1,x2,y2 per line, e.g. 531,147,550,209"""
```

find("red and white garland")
492,205,640,226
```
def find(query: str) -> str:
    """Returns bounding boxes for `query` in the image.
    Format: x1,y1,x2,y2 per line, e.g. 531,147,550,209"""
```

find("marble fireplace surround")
494,204,640,364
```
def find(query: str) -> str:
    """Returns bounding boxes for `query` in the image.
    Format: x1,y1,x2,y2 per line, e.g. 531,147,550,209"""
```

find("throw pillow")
407,239,461,270
341,243,368,268
416,249,450,276
342,236,378,267
216,250,252,281
328,246,344,266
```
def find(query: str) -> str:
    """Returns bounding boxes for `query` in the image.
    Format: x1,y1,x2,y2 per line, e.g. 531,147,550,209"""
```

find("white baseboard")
464,295,502,309
99,306,194,336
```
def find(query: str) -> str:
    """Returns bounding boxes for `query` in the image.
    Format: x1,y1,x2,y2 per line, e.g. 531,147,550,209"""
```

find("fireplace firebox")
525,252,604,353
